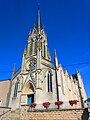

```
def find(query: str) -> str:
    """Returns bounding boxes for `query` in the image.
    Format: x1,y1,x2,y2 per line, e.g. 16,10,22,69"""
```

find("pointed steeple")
24,47,27,55
35,3,43,31
54,50,59,69
12,64,16,79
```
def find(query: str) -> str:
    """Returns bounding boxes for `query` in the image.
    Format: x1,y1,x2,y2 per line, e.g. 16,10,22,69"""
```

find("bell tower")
21,5,51,73
27,4,49,58
20,4,52,106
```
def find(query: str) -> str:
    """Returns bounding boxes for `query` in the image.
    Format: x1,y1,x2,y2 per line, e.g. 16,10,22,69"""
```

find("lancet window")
14,79,19,97
30,40,33,55
34,40,37,54
47,71,52,92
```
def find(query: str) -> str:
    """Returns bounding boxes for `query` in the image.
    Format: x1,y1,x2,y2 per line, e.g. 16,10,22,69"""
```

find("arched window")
30,40,33,55
47,71,52,92
34,40,37,55
14,79,19,97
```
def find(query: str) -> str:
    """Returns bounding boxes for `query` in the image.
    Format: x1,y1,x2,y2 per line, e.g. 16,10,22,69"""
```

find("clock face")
26,59,36,71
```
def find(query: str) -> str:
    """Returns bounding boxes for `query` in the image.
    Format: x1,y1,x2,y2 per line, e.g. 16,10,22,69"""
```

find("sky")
0,0,90,98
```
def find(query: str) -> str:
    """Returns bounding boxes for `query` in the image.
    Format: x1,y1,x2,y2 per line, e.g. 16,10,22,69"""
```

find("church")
0,6,87,110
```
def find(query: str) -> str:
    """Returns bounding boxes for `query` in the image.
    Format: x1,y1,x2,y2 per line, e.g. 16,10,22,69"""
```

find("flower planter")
30,103,36,110
69,100,79,106
43,102,50,110
55,101,63,109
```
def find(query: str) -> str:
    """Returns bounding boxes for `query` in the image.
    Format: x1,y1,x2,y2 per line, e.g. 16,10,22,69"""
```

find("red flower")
43,102,50,108
73,100,79,105
30,103,36,108
69,100,74,106
69,100,79,106
55,101,63,106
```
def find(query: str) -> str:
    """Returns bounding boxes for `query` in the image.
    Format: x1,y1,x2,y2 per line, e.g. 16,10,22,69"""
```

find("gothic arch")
13,78,20,97
44,68,52,75
44,69,53,92
22,80,36,94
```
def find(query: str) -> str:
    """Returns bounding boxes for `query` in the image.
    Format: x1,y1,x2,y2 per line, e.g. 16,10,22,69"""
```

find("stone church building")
0,7,87,110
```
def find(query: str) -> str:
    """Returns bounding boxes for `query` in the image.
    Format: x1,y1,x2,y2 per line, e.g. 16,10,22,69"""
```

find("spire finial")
24,46,27,55
38,0,40,9
38,1,40,30
54,49,57,57
12,64,16,79
35,0,43,31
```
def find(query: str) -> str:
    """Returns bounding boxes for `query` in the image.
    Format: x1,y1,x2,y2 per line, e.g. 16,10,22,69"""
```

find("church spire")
37,3,40,30
36,2,43,31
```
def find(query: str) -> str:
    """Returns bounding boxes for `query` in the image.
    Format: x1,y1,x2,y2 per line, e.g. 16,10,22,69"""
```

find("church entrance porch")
21,81,35,106
27,94,34,105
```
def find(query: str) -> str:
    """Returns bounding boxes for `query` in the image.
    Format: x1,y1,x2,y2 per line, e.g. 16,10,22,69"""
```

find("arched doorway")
21,81,35,105
27,94,34,105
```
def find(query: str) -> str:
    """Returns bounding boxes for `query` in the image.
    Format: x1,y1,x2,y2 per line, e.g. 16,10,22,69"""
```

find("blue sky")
0,0,90,98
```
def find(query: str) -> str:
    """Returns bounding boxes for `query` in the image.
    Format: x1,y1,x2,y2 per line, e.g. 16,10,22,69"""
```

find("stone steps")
0,111,20,120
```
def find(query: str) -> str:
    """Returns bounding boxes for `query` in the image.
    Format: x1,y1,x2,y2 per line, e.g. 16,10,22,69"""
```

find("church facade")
0,7,87,110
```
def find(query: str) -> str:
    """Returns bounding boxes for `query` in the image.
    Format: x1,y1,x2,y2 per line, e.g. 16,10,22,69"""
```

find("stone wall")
0,108,89,120
20,108,89,120
0,80,10,107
